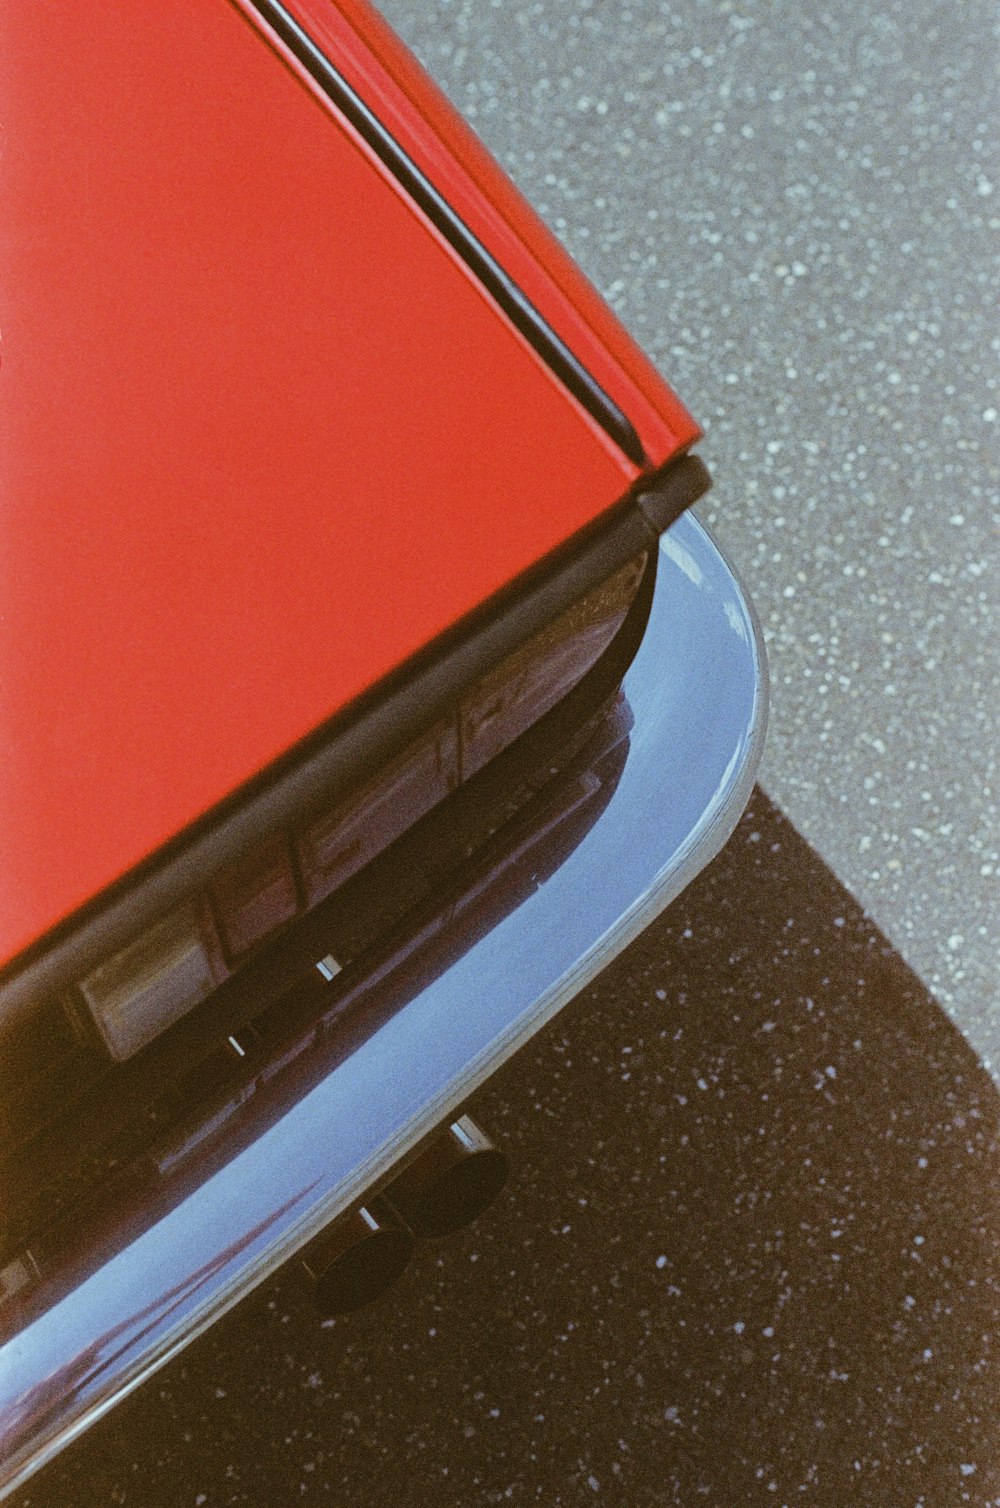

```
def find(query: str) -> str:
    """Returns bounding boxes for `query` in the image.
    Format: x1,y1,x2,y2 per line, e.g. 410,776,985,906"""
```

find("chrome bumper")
0,513,767,1498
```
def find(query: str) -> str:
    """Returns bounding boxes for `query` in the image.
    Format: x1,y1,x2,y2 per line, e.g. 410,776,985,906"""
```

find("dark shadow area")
21,791,1000,1507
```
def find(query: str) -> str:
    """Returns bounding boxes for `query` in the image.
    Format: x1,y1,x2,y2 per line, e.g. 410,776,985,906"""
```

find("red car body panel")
276,0,700,466
0,0,700,971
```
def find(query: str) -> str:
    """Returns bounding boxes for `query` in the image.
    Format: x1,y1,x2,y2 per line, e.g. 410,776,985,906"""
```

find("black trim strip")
242,0,647,467
0,458,709,1033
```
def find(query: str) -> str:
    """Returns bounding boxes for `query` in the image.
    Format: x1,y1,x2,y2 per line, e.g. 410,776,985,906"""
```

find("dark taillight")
208,837,300,960
79,901,227,1061
64,551,649,1061
459,555,646,777
295,720,460,909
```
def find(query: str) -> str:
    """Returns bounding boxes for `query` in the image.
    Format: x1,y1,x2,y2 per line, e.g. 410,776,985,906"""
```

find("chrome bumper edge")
0,513,766,1498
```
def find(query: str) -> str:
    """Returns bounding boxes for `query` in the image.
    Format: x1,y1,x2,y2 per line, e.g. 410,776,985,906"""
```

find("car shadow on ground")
24,791,1000,1508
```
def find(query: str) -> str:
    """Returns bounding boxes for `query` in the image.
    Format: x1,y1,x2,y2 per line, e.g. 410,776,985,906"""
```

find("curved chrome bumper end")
0,514,766,1499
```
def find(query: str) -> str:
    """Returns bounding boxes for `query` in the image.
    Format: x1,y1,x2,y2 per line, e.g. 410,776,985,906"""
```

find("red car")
0,1,766,1494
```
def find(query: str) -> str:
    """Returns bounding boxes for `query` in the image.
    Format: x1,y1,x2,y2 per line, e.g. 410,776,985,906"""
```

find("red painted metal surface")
282,0,700,467
0,0,690,973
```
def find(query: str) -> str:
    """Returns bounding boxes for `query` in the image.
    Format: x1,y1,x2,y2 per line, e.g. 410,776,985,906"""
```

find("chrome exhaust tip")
302,1199,414,1316
384,1115,508,1239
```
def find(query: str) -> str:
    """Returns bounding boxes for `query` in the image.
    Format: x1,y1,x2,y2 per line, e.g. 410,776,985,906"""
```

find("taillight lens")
208,836,299,960
295,720,459,908
80,902,226,1061
459,555,646,777
72,554,647,1059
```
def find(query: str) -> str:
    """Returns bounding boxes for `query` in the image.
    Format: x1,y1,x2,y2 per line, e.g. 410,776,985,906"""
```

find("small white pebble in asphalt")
961,1464,977,1476
656,1255,668,1269
733,1321,746,1335
588,1474,601,1492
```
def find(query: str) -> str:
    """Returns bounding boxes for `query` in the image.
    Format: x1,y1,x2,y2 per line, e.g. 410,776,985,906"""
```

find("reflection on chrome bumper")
0,514,767,1499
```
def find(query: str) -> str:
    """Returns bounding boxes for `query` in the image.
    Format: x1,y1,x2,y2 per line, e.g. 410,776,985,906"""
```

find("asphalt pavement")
377,0,999,1057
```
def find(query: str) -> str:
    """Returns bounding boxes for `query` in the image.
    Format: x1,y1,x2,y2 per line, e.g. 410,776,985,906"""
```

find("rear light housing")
79,902,228,1061
16,551,649,1066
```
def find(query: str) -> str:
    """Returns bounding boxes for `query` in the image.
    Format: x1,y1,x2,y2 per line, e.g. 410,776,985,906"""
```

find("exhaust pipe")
384,1115,508,1239
302,1198,414,1316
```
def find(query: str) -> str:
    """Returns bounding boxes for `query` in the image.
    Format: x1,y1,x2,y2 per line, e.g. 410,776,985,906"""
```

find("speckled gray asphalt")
20,2,999,1505
377,0,999,1061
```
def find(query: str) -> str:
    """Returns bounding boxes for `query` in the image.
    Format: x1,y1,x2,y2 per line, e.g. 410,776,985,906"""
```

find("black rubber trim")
0,455,709,1032
240,0,647,468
